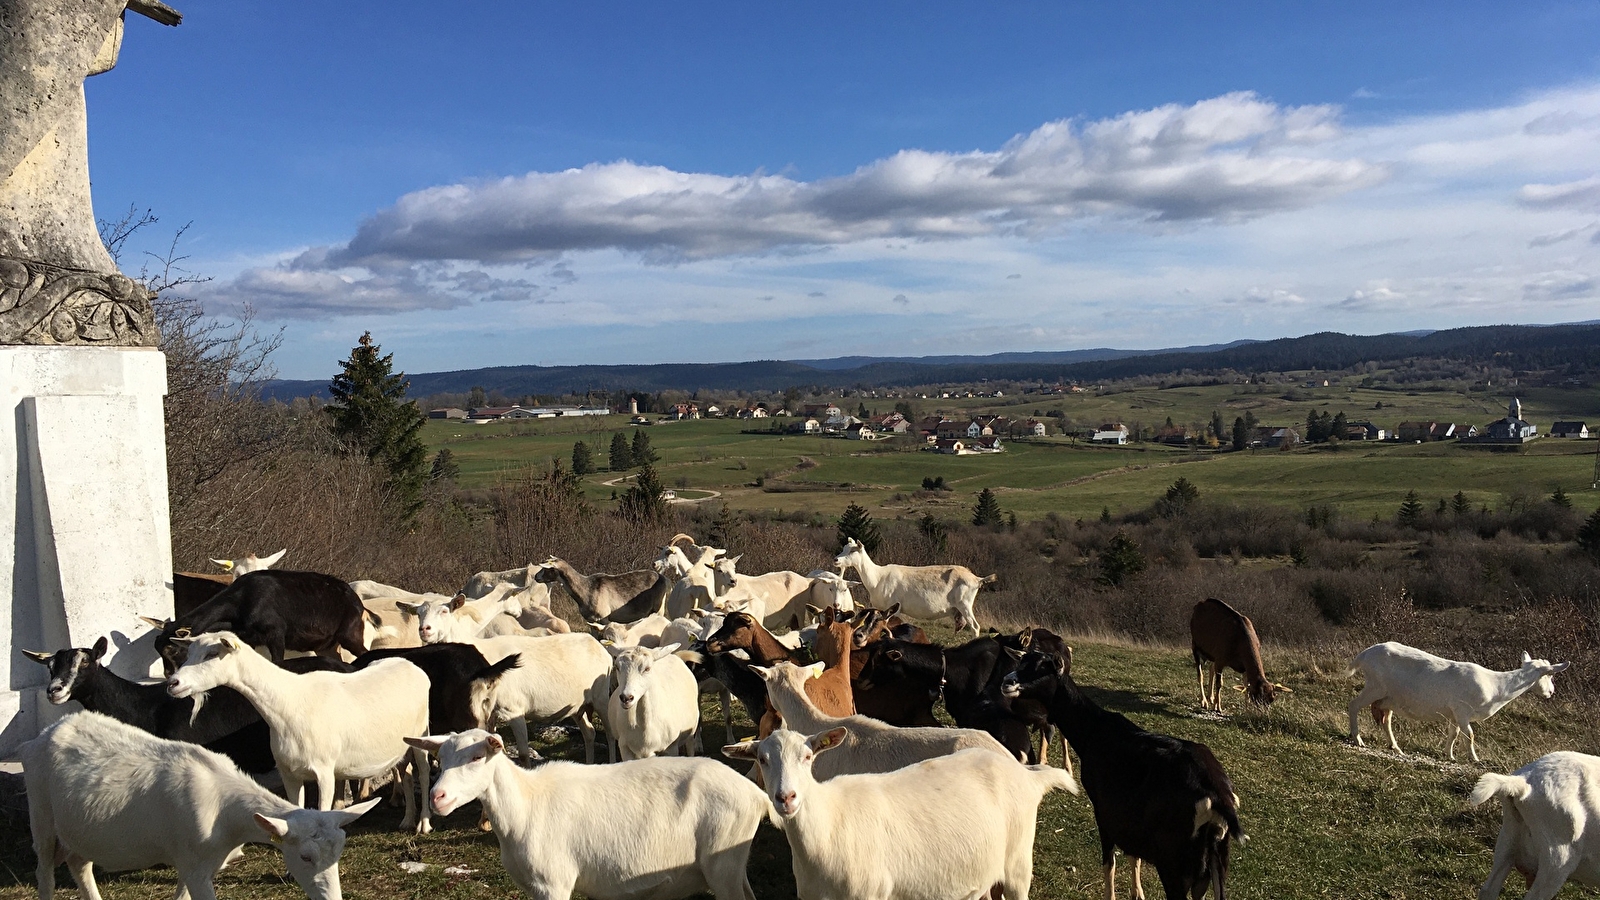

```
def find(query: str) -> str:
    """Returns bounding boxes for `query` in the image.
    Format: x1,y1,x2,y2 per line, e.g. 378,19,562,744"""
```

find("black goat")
854,628,1061,761
1002,649,1244,900
22,637,350,773
353,643,520,735
684,642,771,738
144,569,368,675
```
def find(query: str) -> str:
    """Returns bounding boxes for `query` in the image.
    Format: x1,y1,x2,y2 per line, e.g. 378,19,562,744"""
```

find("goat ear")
721,739,759,761
1017,629,1032,648
404,735,447,754
1003,646,1025,661
1521,651,1533,665
327,796,381,828
809,726,848,754
174,627,192,639
20,649,53,664
806,662,826,680
253,813,290,841
750,664,774,680
484,733,506,756
396,601,423,615
886,649,904,662
652,643,682,660
450,593,467,611
1054,652,1068,676
261,549,287,567
91,637,108,660
211,558,235,571
1272,683,1295,693
1548,662,1572,674
885,603,901,617
138,615,169,630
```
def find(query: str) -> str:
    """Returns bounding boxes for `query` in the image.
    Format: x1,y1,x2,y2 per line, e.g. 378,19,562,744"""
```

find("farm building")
1251,426,1300,448
428,407,467,419
1344,421,1386,441
1552,421,1590,438
1092,423,1129,444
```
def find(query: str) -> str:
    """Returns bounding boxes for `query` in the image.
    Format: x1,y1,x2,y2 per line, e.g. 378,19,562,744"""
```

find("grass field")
425,402,1600,523
6,631,1594,899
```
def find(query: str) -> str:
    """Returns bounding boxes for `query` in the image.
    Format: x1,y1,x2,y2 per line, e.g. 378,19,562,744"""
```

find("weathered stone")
0,0,178,346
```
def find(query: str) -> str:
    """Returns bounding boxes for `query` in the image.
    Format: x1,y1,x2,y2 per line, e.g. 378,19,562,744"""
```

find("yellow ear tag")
269,833,283,845
811,667,824,680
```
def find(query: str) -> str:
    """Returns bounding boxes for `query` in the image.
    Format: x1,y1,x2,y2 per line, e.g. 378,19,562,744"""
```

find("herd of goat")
12,534,1591,900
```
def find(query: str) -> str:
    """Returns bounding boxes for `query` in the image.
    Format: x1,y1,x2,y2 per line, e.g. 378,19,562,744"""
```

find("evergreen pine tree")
617,464,668,523
1579,507,1600,560
857,402,870,418
571,440,594,475
1452,490,1472,515
1100,505,1113,523
707,504,740,551
972,488,1003,526
1210,410,1226,441
1231,416,1248,451
1397,489,1424,524
327,332,428,517
837,502,883,555
608,432,633,470
918,512,948,553
429,448,460,483
1097,530,1146,586
1331,411,1349,439
1159,476,1200,516
631,429,659,465
1550,486,1572,508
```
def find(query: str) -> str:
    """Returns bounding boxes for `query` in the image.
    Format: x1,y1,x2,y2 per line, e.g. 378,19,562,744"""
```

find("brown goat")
1190,597,1279,711
704,611,854,735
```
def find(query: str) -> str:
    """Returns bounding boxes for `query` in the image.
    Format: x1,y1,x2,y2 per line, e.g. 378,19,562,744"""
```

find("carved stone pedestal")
0,346,173,754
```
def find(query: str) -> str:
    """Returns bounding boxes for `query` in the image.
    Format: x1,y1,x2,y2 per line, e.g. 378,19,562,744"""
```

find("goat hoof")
416,822,433,836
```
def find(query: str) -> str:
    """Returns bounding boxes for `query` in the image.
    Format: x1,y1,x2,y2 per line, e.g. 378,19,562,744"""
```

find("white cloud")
1518,176,1600,210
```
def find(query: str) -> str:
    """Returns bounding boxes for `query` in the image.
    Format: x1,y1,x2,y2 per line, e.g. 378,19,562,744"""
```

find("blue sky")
91,2,1600,378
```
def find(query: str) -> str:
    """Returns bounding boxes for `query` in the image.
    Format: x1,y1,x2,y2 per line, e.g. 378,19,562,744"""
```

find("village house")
802,403,843,419
1092,423,1129,445
934,437,965,454
868,412,911,434
788,418,822,434
1552,421,1590,438
964,419,992,438
737,404,769,419
1344,421,1386,441
846,422,875,440
1251,426,1300,448
970,435,1004,452
468,406,538,421
1023,418,1048,437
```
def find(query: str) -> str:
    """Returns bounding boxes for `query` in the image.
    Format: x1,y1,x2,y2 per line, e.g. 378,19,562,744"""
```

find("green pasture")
6,634,1593,899
424,411,1600,523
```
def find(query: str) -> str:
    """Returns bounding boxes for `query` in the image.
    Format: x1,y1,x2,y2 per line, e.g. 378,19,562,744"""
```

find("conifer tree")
1550,486,1572,508
429,448,460,483
617,464,668,522
327,332,428,517
1452,490,1472,515
1231,416,1248,451
631,429,659,465
1097,530,1146,586
707,503,740,551
571,440,594,476
972,488,1003,526
1397,489,1424,524
608,432,633,470
837,502,882,555
1579,507,1600,560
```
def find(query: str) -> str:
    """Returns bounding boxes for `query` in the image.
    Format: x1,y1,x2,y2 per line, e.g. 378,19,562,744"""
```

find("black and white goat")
1003,648,1245,900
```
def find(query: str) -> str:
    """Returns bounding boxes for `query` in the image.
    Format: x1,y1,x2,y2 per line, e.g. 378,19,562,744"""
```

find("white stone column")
1,345,172,754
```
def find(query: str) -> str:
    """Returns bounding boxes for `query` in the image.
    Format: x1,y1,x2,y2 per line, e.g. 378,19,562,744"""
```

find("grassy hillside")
5,635,1593,900
423,380,1600,522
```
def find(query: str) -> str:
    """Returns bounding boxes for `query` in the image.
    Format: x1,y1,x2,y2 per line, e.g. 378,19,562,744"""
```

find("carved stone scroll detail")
0,257,157,347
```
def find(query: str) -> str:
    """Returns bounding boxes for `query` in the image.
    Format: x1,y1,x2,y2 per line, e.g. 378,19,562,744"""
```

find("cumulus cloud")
892,293,910,305
322,92,1380,268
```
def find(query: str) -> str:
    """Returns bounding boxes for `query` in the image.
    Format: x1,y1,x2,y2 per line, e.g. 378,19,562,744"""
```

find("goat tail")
472,653,522,684
675,649,706,666
979,573,998,585
1026,764,1080,797
1470,772,1532,809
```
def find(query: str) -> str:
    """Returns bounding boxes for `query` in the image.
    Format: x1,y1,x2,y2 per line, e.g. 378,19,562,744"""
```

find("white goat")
659,546,722,619
348,579,418,601
711,561,837,630
408,729,768,900
460,564,551,602
23,711,380,900
361,590,452,649
403,587,524,644
834,537,993,635
749,661,1011,780
1348,642,1570,761
466,633,613,764
1471,751,1600,899
593,613,671,648
166,631,433,834
725,728,1076,900
211,548,286,575
607,644,701,760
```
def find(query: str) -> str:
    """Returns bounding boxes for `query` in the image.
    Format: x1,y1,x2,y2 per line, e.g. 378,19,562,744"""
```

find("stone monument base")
1,345,172,755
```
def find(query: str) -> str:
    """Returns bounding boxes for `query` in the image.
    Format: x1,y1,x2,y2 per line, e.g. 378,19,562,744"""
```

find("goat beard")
187,689,209,726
